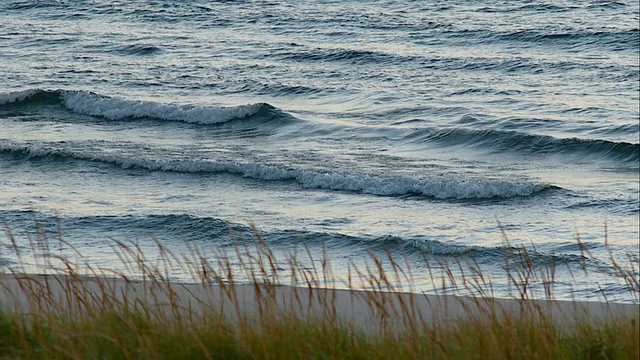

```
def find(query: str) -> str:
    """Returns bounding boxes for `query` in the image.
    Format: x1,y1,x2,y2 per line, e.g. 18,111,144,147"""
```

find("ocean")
0,0,638,303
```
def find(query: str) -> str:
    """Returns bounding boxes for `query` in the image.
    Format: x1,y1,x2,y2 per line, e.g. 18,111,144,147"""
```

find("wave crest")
405,126,640,164
0,89,272,125
1,140,556,200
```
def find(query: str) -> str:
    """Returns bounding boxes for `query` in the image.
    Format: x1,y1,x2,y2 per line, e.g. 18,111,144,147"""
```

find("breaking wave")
0,89,274,125
0,141,557,200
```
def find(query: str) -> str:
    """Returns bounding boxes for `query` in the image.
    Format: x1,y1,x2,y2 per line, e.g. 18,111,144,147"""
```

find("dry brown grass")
0,224,638,359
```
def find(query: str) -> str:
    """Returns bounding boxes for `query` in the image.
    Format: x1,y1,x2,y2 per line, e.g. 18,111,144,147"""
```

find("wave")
271,231,488,257
264,43,633,78
0,211,249,249
442,27,639,52
478,2,630,12
115,44,163,56
0,89,45,105
267,46,591,74
499,28,639,50
478,3,574,12
367,235,605,270
404,126,640,164
213,80,340,98
1,211,606,269
3,1,66,10
268,46,412,65
269,232,635,277
0,141,556,200
0,89,275,125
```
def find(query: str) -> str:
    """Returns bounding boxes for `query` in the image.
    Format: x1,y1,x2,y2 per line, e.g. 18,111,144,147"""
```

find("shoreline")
2,273,637,334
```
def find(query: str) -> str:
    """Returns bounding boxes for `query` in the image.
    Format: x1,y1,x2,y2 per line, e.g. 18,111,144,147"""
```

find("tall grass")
0,224,638,359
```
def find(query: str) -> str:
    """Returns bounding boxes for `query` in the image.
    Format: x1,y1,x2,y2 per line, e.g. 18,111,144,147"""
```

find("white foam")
104,160,552,200
0,89,41,105
1,141,552,200
293,170,549,199
60,91,265,124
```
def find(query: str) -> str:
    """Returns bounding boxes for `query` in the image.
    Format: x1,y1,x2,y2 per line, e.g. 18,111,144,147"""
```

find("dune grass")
0,224,638,359
0,308,636,359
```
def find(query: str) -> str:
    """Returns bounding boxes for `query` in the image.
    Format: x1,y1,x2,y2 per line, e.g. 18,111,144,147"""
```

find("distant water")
1,1,638,303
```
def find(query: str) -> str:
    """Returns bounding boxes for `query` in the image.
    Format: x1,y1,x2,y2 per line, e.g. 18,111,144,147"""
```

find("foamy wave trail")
0,89,271,125
1,141,556,200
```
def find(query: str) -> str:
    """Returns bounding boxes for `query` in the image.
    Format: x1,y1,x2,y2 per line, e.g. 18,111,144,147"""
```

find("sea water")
0,0,638,303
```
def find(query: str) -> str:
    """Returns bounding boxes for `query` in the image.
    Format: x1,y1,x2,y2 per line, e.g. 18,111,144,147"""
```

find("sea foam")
1,140,555,200
61,91,265,124
0,89,268,125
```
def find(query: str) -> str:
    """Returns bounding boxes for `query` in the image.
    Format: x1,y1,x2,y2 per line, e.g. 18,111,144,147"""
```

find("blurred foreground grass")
0,225,637,359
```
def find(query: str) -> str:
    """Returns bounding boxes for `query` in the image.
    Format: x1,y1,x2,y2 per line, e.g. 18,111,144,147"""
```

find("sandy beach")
1,273,637,334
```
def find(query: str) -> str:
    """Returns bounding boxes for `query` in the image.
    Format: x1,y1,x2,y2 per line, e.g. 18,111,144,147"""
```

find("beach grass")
0,308,636,359
0,225,638,359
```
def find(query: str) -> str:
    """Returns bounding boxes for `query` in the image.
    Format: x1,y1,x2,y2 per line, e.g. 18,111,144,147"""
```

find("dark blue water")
1,0,638,302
